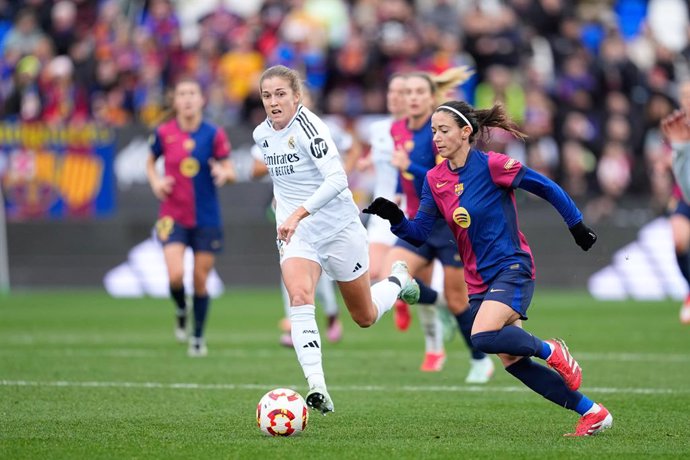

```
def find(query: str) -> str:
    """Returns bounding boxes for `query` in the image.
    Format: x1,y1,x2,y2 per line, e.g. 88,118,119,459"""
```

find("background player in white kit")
253,65,420,414
365,74,408,281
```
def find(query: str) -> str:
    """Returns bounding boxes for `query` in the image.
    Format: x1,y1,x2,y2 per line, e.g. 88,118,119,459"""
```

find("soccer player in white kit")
366,74,408,281
253,65,420,414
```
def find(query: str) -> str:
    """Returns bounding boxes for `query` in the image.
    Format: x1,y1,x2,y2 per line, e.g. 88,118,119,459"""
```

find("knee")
471,330,500,354
351,311,375,328
446,298,469,315
169,272,184,286
498,353,522,368
290,290,312,307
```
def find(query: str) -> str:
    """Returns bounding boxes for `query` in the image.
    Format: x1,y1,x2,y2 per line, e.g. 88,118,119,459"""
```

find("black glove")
569,221,597,251
363,197,404,225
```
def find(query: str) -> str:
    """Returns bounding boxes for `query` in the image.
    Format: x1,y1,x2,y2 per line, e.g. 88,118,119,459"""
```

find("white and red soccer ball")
256,388,309,437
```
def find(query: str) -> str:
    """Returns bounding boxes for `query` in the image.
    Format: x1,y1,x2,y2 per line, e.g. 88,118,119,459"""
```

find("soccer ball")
256,388,309,437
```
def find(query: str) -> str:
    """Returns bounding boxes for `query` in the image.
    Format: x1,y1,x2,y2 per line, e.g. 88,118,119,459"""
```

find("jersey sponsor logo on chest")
452,206,471,229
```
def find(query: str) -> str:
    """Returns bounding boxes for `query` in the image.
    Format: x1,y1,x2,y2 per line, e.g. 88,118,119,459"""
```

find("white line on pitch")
1,348,689,363
0,379,686,395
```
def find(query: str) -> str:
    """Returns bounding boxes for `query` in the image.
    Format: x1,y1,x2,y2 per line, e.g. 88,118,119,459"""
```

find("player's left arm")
209,126,236,186
516,167,597,251
300,117,349,215
279,116,348,243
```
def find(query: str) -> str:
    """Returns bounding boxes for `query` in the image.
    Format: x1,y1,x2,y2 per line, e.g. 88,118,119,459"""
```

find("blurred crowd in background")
1,0,690,222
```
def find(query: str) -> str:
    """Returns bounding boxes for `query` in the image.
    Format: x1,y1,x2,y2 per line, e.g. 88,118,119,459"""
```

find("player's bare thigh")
337,271,377,328
369,242,392,281
281,257,321,306
163,243,186,285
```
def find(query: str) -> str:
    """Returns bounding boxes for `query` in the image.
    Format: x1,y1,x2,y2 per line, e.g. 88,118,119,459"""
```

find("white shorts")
366,214,397,246
278,219,370,282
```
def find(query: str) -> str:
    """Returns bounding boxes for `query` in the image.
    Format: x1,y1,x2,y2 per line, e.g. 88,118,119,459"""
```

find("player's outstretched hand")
661,110,690,143
569,221,597,251
363,197,404,225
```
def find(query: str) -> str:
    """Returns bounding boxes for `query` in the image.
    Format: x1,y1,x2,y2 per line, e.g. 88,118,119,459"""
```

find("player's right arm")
661,109,690,202
364,177,438,246
147,130,174,201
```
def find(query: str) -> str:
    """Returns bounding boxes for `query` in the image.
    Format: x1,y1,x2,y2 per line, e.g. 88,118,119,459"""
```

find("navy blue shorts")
394,220,463,268
673,198,690,219
157,219,223,254
469,265,535,320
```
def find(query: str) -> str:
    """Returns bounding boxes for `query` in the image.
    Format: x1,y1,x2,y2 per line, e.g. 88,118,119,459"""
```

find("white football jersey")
369,116,398,200
253,105,360,243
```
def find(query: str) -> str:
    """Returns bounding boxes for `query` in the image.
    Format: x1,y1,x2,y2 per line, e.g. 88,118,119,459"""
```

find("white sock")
289,305,325,387
316,276,339,317
280,281,291,319
583,403,601,416
370,278,402,323
418,304,443,353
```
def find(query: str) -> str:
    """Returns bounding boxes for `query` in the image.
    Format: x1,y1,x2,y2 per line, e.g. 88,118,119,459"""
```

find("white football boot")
391,260,420,305
306,384,335,415
465,356,495,384
187,337,208,358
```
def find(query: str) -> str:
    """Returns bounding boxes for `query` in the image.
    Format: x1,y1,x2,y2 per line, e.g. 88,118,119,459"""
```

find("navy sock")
415,278,438,305
471,326,544,356
574,394,595,415
455,309,486,360
506,357,584,412
170,285,186,328
192,294,210,339
537,341,552,360
677,251,690,286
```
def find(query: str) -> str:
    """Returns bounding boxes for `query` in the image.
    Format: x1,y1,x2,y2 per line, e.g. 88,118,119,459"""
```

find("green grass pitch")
1,289,689,459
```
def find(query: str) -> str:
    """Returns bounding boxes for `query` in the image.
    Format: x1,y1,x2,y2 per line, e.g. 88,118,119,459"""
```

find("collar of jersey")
446,148,477,173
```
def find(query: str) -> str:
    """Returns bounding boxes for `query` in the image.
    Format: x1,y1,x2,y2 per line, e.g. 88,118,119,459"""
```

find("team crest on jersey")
454,183,464,196
156,216,174,242
452,207,471,229
504,158,517,170
404,140,414,152
287,136,297,150
310,137,328,159
180,157,200,177
183,138,196,152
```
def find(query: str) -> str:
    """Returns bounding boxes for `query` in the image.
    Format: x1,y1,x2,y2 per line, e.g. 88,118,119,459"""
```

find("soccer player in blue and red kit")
147,77,235,357
364,100,613,436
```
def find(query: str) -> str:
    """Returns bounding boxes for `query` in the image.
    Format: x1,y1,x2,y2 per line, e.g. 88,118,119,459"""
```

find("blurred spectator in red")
41,55,89,123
